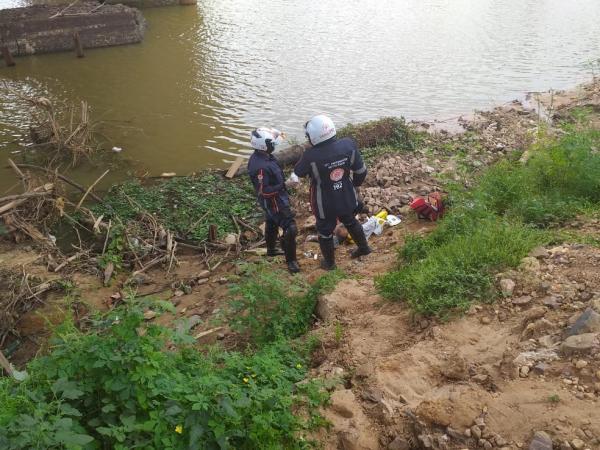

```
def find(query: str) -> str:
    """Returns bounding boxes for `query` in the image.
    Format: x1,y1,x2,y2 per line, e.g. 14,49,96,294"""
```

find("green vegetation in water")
337,117,419,158
0,271,340,449
94,173,257,242
229,263,346,346
377,126,600,316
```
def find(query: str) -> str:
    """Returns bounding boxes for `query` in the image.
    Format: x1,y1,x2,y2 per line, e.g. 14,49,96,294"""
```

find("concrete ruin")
0,2,146,57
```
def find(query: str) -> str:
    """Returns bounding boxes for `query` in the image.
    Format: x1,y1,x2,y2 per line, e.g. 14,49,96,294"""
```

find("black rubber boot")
282,228,300,274
346,222,372,259
318,237,337,271
265,224,284,257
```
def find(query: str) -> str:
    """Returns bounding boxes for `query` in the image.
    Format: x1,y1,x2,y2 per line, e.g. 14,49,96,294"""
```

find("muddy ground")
1,81,600,449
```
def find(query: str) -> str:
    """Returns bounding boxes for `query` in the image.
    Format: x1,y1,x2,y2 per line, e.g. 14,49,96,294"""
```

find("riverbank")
1,80,600,449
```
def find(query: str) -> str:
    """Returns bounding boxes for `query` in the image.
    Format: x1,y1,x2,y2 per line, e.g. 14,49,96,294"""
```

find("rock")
565,308,600,337
316,293,339,321
418,434,433,448
542,296,560,309
195,270,210,279
480,316,491,325
176,315,202,334
329,390,357,419
560,333,600,356
474,417,486,428
575,360,588,369
522,318,555,339
533,362,549,375
529,246,549,259
523,306,548,323
495,436,508,447
538,335,558,348
529,431,553,450
513,349,559,366
472,373,489,382
560,442,572,450
513,295,532,306
520,257,541,272
130,273,152,286
143,310,157,320
224,233,237,245
520,366,530,377
471,425,482,440
500,279,516,297
388,436,410,450
590,296,600,313
570,439,585,450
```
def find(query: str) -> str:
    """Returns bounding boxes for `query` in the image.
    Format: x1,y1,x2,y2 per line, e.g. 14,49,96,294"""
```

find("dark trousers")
265,206,296,234
316,213,358,239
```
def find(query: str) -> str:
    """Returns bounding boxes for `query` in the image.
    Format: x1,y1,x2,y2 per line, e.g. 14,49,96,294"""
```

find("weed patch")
337,117,418,150
0,298,328,450
229,263,345,345
378,127,600,316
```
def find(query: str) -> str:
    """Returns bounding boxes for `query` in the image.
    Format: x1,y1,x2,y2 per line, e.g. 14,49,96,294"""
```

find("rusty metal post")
1,46,15,66
73,31,84,58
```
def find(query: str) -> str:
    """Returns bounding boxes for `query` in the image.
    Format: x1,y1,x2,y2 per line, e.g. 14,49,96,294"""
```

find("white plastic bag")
362,216,384,240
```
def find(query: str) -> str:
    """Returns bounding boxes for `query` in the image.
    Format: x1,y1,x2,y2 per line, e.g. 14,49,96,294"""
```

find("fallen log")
232,143,307,177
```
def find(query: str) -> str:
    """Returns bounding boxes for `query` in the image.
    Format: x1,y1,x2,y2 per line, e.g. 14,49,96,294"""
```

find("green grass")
377,127,600,316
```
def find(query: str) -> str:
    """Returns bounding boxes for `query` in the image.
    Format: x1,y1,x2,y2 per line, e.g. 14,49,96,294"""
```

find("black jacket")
294,137,367,219
247,150,290,214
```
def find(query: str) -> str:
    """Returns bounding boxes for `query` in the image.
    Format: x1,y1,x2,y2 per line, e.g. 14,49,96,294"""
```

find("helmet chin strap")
265,138,275,154
305,132,312,146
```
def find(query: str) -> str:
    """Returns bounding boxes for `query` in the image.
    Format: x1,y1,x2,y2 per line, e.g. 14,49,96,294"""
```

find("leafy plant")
0,298,328,450
229,263,345,345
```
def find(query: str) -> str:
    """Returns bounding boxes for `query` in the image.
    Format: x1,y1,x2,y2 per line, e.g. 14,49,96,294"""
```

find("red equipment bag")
410,192,445,221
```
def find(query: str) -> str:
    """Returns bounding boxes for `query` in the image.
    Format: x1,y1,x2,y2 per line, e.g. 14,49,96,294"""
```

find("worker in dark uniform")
247,127,300,274
292,115,371,270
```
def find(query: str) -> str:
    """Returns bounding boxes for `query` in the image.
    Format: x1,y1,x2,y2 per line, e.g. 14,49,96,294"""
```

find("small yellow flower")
243,377,249,383
296,363,302,369
175,425,183,434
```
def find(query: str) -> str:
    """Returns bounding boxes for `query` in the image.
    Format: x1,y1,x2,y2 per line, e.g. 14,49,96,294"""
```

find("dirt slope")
312,219,600,450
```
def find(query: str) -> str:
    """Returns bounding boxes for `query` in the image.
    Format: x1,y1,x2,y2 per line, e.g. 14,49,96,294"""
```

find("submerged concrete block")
0,3,146,57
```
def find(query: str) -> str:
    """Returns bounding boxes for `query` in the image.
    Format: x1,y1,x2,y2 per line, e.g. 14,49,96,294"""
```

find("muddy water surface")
1,0,600,191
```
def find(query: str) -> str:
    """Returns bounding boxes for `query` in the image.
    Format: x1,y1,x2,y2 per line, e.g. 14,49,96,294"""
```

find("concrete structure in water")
0,2,146,58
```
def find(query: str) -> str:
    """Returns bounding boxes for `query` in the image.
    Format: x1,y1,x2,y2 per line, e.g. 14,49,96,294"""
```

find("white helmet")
250,127,283,153
304,115,336,146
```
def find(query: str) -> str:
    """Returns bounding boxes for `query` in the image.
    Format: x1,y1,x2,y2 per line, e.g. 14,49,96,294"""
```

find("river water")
1,0,600,192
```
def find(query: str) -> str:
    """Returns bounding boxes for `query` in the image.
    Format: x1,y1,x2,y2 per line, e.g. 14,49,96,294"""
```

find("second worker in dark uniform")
293,115,371,270
247,127,300,274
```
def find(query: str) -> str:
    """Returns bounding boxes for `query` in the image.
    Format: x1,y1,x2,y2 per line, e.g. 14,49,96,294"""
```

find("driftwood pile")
0,267,59,348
